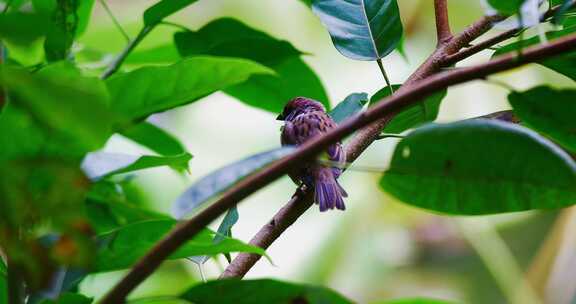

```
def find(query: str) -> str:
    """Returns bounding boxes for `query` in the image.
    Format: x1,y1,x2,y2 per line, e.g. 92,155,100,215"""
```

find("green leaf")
381,120,576,215
106,56,274,122
39,292,92,304
174,18,329,113
486,0,525,14
172,147,295,219
375,299,457,304
180,279,352,304
509,86,576,153
0,259,5,304
0,12,50,45
329,93,369,124
143,0,198,26
120,122,187,156
0,63,113,152
40,0,82,62
95,219,266,272
189,206,239,264
493,27,576,81
312,0,403,60
81,152,192,180
370,85,447,133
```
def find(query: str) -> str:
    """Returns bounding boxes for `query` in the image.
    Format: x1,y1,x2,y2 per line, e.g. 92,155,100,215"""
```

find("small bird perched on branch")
277,97,348,211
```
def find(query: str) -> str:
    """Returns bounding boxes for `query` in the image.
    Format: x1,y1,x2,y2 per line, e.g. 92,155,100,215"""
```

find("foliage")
0,0,575,303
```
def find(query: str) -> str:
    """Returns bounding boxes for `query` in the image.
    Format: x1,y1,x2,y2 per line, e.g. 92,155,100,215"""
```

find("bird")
276,97,348,211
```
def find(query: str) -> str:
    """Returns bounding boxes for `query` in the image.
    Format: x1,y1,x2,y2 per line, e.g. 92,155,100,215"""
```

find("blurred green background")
26,0,572,302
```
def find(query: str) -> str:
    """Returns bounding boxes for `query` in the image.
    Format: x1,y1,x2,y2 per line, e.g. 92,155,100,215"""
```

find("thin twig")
444,28,520,65
98,0,130,43
101,25,153,79
376,59,394,95
434,0,452,44
160,21,191,31
99,32,576,303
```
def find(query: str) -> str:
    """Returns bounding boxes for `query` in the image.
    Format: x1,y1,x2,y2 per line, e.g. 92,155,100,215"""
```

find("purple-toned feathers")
278,97,348,212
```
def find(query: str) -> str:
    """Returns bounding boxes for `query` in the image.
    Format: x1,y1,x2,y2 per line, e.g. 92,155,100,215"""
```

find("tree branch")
99,29,576,302
434,0,452,44
444,28,520,65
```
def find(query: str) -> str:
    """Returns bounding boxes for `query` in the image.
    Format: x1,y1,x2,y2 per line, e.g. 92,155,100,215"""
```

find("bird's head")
276,97,325,121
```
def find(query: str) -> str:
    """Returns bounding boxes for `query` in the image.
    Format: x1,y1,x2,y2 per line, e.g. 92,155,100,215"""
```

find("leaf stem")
98,0,130,43
101,25,153,79
376,59,394,95
160,21,191,31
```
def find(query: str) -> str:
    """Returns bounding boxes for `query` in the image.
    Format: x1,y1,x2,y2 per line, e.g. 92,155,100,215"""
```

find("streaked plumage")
277,97,348,211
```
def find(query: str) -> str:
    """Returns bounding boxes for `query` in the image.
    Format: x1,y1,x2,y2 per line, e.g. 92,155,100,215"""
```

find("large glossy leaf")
106,56,273,122
120,122,187,156
381,120,576,215
493,27,576,81
174,18,329,113
180,279,352,304
312,0,403,60
95,219,266,272
508,86,576,153
143,0,198,26
0,63,113,152
81,152,192,180
329,92,369,124
370,85,447,133
172,147,295,219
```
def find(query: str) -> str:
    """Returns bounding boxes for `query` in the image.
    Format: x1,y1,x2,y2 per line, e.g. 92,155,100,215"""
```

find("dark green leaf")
312,0,403,60
81,152,192,180
180,279,352,304
0,63,113,152
509,86,576,153
0,259,5,304
143,0,198,26
329,93,369,124
95,219,266,272
106,56,273,122
39,0,82,61
39,292,92,304
120,122,187,156
172,147,295,219
381,120,576,215
493,27,576,81
0,12,50,45
486,0,525,14
371,85,447,133
174,18,329,113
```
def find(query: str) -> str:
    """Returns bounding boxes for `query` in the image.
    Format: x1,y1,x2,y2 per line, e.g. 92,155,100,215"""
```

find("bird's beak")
276,114,284,121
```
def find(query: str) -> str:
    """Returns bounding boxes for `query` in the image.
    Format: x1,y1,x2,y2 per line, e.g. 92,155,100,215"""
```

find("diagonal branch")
99,31,576,303
434,0,453,44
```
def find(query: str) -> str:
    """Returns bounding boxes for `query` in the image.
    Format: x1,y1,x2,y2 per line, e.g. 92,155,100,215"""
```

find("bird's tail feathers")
313,168,347,212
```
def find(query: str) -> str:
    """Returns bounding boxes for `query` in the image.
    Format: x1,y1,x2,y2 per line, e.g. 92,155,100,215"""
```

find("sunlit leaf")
120,122,187,156
370,85,447,133
180,279,352,304
81,152,192,180
143,0,198,26
95,219,266,272
376,299,457,304
106,56,274,122
381,120,576,215
174,18,329,113
329,93,369,124
172,147,295,219
39,292,92,304
0,63,113,152
312,0,403,60
509,86,576,153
